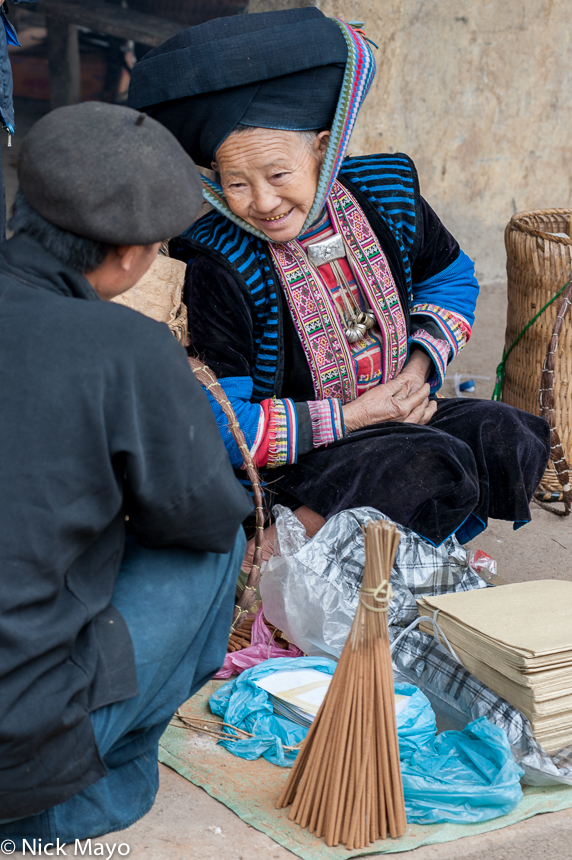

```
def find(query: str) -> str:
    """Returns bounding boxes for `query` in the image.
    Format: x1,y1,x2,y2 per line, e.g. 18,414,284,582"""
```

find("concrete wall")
247,0,572,283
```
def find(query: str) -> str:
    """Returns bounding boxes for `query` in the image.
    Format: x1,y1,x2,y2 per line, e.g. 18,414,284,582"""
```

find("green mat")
159,681,572,859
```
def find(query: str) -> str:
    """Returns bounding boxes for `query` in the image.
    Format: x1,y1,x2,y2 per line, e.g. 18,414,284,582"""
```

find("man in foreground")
0,102,252,842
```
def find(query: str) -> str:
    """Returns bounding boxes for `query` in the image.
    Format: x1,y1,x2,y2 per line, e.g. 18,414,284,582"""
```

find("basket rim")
509,209,572,245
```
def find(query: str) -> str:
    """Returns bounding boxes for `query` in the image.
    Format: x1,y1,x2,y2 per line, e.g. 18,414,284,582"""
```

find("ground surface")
7,99,572,859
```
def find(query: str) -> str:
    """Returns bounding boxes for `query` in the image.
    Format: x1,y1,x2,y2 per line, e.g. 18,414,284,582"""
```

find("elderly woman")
129,8,549,550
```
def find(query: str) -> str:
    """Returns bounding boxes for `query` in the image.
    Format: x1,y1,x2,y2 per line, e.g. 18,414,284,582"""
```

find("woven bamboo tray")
503,209,572,514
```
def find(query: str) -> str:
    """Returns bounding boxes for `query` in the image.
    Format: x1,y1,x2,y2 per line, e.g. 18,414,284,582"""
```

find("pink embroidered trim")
409,329,451,387
267,398,297,469
269,242,356,403
410,304,472,358
308,399,345,448
269,180,407,404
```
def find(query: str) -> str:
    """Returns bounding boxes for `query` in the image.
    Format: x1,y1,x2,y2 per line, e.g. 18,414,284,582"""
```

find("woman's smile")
264,209,292,222
256,208,295,233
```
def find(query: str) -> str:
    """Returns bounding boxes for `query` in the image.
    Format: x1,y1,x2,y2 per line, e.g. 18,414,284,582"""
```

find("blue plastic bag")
383,683,523,822
209,659,523,823
401,716,524,823
394,681,436,758
209,656,336,767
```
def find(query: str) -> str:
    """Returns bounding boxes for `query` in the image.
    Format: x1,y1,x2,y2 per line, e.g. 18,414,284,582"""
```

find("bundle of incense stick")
276,519,406,849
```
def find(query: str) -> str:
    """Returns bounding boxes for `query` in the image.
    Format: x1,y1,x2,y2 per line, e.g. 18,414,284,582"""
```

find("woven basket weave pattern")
111,255,190,345
504,210,572,495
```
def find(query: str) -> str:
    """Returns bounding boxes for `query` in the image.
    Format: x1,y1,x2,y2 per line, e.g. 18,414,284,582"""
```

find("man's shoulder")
0,273,183,368
77,299,184,364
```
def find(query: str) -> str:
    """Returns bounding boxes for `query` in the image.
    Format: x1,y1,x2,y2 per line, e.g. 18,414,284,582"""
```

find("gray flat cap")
17,101,203,245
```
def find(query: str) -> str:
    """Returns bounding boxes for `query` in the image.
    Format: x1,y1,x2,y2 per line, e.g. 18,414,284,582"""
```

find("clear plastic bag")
468,549,498,583
260,505,487,660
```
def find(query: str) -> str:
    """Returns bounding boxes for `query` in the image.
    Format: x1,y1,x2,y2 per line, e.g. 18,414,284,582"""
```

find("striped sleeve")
202,377,345,469
408,329,452,391
409,249,477,390
202,376,263,469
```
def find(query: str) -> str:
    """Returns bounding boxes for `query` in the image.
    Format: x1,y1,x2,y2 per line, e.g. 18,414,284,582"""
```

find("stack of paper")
255,668,411,729
255,669,333,728
417,580,572,753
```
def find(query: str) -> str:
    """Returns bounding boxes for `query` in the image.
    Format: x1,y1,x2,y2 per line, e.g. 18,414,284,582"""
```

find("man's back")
0,233,252,817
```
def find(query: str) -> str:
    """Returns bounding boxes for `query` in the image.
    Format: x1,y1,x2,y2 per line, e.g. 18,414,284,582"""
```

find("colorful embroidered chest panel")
269,180,408,403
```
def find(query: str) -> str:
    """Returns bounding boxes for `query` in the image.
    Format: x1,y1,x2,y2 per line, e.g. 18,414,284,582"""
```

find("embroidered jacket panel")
175,152,479,469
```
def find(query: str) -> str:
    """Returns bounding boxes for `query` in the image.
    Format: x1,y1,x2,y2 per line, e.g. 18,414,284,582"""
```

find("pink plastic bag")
214,605,304,678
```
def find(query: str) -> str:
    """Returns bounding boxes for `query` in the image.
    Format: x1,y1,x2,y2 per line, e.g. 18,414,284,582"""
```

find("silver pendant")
355,310,376,330
307,233,345,267
345,322,367,343
363,310,376,329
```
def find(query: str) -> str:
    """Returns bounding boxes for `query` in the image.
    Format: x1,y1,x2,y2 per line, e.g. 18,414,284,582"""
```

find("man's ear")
116,245,136,272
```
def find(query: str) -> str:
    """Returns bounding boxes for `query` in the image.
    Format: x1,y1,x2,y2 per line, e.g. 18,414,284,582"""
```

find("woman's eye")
271,172,288,181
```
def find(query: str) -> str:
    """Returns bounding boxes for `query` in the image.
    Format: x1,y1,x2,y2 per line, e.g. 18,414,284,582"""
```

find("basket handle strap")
536,283,572,516
492,279,570,401
188,357,266,630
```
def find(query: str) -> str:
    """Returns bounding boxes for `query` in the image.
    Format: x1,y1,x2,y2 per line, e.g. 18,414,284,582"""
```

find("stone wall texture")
247,0,572,283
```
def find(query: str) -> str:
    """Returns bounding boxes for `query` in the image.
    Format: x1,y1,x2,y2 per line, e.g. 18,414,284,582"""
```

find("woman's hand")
342,348,437,432
343,379,436,432
393,348,433,396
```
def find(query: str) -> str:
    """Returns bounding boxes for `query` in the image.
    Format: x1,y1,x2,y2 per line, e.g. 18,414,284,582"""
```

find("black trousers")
272,399,550,546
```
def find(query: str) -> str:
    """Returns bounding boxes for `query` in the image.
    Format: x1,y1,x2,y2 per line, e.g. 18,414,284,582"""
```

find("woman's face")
214,128,330,242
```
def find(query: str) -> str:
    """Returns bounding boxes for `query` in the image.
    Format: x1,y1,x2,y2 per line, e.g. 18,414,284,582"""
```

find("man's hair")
9,190,114,273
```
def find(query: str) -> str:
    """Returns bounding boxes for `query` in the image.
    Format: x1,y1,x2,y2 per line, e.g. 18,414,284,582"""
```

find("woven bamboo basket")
503,209,572,515
111,254,190,345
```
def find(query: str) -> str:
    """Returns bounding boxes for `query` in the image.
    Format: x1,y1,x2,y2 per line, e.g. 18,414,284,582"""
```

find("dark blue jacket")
0,234,252,818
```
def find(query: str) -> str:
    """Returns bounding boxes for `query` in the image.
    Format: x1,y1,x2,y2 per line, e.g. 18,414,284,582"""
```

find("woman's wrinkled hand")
342,378,437,432
393,348,433,397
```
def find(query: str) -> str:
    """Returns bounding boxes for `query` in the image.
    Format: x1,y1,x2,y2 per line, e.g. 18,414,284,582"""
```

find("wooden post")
46,18,81,110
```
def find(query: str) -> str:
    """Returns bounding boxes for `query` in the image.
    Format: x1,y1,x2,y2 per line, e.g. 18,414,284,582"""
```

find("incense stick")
276,519,406,848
